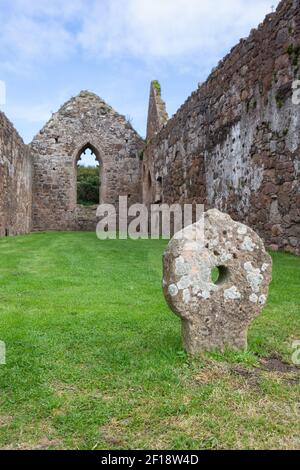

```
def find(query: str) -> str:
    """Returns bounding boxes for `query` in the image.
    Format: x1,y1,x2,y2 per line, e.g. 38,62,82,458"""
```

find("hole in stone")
5,228,9,237
211,266,229,285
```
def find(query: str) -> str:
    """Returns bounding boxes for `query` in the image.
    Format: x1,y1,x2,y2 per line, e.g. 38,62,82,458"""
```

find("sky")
0,0,281,145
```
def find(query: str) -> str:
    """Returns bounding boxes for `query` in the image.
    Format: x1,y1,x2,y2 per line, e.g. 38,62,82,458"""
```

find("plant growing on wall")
152,80,162,95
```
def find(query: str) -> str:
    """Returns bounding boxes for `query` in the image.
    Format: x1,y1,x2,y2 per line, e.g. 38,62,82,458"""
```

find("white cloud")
0,0,280,67
3,17,74,62
78,0,280,61
0,0,281,140
0,0,80,67
7,103,52,124
8,0,85,20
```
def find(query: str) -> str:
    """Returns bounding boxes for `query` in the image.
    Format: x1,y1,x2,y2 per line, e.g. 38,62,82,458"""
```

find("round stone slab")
163,209,272,354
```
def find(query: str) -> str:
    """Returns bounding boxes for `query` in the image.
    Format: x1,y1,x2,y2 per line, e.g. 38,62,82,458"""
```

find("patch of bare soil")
0,416,13,427
260,355,299,373
230,366,261,388
2,438,63,451
193,355,299,390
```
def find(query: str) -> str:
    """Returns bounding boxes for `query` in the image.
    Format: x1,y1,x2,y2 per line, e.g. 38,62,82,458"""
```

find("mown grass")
0,232,299,450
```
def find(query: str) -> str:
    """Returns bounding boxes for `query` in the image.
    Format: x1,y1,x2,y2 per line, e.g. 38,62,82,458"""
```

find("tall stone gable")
143,81,168,205
31,91,144,231
146,81,168,141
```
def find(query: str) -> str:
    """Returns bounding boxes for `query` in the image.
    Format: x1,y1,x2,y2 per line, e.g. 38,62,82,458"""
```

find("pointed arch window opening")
76,144,102,206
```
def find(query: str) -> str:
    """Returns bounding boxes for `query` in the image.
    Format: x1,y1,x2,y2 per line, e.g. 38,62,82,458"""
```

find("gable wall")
30,92,144,231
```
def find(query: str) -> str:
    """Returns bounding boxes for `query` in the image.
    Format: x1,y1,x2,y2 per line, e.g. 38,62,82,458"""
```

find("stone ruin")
0,0,299,256
163,209,273,354
143,0,300,256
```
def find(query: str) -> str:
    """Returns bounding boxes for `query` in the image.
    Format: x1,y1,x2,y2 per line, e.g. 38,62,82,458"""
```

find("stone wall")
0,111,32,236
31,91,144,231
144,0,300,255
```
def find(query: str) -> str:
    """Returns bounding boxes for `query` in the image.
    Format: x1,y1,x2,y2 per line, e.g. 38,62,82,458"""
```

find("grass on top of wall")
0,232,299,450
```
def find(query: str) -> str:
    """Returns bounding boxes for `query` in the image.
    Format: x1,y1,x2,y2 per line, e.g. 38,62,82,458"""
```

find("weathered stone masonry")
143,0,300,256
0,112,32,236
31,91,144,231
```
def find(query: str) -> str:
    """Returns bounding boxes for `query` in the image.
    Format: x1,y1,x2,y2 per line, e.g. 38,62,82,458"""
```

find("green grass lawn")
0,232,299,450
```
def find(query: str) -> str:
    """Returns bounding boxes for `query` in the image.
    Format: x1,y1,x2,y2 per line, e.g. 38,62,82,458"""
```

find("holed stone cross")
163,209,272,355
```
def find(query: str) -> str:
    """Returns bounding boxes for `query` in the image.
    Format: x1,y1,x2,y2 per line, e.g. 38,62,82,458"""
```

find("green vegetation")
287,43,300,78
287,44,300,68
246,99,257,113
77,165,99,205
0,233,299,450
152,80,162,96
283,128,289,137
79,90,95,98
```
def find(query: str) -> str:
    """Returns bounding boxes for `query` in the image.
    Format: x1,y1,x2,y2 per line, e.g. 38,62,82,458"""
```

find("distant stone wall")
75,205,99,231
144,0,300,255
0,111,32,237
31,91,144,232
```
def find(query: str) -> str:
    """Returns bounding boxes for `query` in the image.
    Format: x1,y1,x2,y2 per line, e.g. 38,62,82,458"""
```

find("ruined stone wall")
0,111,32,236
31,91,144,231
144,0,300,255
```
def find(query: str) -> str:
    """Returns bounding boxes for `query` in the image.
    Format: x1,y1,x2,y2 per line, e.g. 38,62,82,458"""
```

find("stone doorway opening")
76,144,102,206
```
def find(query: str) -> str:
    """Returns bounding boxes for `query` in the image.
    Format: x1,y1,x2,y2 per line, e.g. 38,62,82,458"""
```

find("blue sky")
0,0,280,144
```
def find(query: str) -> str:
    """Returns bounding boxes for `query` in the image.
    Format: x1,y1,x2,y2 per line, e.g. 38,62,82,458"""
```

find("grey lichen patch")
220,251,233,263
261,263,270,273
244,262,263,293
177,275,192,290
175,256,189,276
183,289,191,304
241,236,256,252
237,225,248,236
168,284,178,297
249,293,258,304
224,286,241,300
199,290,211,300
259,294,267,305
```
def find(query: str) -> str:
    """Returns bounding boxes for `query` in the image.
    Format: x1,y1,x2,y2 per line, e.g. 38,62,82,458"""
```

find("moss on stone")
79,90,97,98
287,44,300,67
152,80,162,96
276,95,284,109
